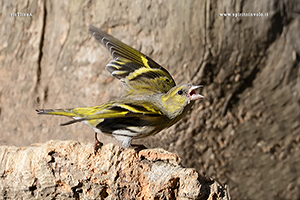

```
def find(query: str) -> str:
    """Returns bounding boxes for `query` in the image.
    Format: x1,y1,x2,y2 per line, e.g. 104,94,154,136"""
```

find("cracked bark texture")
0,141,229,199
1,0,300,199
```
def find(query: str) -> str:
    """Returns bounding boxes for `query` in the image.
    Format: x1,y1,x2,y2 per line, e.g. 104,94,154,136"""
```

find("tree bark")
0,141,229,199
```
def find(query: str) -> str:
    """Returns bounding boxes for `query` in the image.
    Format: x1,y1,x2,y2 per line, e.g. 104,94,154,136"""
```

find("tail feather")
36,109,85,126
36,108,85,126
60,118,85,126
36,108,77,117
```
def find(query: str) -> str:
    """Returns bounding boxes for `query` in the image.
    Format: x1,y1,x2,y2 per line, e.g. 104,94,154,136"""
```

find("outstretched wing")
88,25,176,94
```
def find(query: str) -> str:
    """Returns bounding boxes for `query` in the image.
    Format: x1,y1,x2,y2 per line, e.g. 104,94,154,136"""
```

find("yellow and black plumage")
37,25,204,149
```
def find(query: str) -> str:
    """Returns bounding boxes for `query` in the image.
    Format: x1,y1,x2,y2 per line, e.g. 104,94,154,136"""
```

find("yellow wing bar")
89,25,176,94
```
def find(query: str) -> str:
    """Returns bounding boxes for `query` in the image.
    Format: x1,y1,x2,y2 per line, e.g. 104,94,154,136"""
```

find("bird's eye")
177,90,183,95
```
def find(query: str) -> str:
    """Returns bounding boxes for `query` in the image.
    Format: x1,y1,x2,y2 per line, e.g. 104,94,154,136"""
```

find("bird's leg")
94,132,103,154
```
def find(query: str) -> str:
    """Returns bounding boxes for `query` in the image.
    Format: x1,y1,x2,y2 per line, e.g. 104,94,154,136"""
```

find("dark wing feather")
89,25,176,94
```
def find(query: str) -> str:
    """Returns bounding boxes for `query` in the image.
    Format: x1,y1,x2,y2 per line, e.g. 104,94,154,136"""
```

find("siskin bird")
36,25,204,150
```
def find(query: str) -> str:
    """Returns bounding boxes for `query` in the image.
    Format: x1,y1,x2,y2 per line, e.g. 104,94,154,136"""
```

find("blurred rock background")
0,0,299,199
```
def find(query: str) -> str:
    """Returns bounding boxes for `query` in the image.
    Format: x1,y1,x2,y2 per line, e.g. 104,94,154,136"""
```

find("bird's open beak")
189,85,205,101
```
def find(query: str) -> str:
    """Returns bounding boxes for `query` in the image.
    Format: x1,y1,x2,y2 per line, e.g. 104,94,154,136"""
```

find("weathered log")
0,141,229,199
